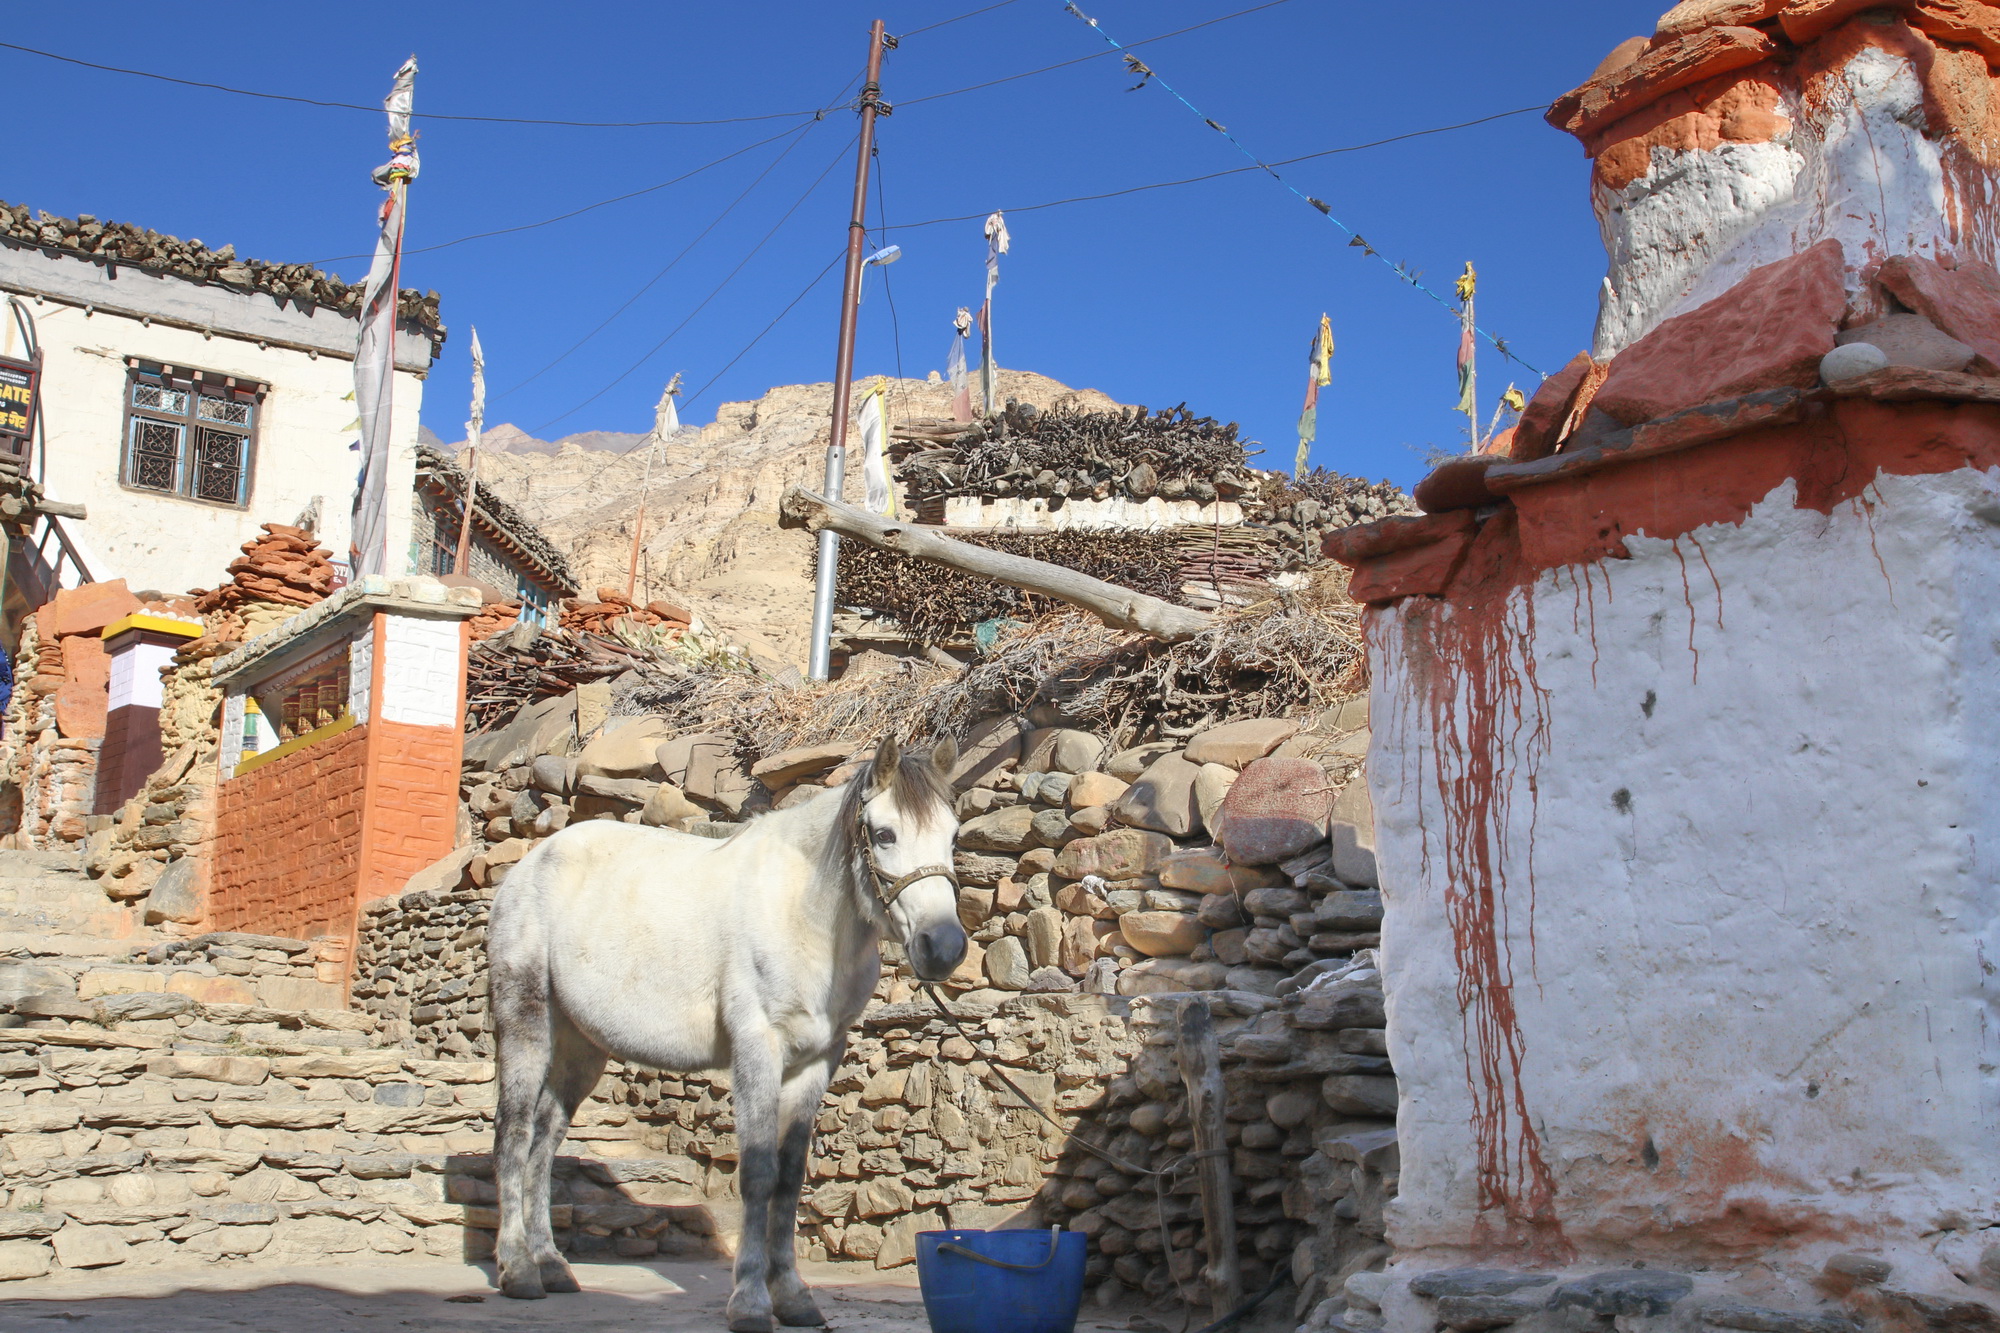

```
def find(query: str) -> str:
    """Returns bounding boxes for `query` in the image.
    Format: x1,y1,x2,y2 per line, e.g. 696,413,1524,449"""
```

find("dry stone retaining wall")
387,685,1394,1315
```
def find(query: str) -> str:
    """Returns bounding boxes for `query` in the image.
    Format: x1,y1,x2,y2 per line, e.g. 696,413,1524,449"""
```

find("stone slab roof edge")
211,575,483,688
0,199,445,344
413,444,579,595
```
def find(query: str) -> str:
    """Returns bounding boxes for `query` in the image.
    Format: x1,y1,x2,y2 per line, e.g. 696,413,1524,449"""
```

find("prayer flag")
1295,314,1334,476
860,379,896,518
948,307,972,423
351,55,418,578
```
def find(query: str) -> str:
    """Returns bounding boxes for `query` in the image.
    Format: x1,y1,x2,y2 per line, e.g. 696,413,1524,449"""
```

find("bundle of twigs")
609,581,1363,762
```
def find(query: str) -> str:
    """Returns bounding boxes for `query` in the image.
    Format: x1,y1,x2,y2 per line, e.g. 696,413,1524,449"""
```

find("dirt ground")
0,1254,1201,1332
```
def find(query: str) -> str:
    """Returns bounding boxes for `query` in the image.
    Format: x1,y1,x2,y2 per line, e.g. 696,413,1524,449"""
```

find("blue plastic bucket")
915,1228,1088,1333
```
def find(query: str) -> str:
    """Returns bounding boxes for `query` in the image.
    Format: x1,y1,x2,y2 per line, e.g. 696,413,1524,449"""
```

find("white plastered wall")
1368,466,2000,1294
0,251,430,594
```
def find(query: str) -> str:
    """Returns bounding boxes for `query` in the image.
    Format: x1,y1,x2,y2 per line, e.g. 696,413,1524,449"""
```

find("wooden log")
777,486,1215,642
1177,998,1242,1320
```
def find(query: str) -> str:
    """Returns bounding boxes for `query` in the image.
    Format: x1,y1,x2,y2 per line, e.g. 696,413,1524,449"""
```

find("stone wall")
369,683,1392,1316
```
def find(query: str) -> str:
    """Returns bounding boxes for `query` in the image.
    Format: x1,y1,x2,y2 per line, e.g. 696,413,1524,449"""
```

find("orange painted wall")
211,722,369,939
359,718,463,904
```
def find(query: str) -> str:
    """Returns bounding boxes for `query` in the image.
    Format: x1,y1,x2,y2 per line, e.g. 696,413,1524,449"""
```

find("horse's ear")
868,736,901,797
930,735,959,775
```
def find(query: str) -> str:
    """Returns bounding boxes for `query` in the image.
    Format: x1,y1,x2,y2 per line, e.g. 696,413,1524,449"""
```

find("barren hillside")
453,370,1123,671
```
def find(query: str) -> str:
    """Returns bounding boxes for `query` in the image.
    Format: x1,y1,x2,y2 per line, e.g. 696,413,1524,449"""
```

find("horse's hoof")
773,1291,825,1327
497,1265,547,1301
538,1258,581,1294
726,1294,776,1333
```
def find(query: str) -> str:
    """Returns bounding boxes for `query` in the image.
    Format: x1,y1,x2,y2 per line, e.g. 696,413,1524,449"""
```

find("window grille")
122,364,260,507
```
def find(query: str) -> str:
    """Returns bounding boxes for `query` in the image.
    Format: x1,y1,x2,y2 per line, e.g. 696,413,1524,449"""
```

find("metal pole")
807,18,889,683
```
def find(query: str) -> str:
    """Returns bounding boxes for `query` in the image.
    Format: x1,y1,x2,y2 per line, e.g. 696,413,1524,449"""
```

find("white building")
0,203,443,596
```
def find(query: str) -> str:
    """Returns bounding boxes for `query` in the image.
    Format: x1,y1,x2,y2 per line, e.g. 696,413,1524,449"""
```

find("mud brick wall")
211,724,367,939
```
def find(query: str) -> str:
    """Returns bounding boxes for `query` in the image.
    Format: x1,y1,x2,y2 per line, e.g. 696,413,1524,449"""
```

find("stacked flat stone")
193,525,335,614
557,588,692,637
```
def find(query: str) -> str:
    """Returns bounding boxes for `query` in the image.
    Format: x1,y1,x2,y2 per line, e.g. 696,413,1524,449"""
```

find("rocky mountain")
449,370,1123,672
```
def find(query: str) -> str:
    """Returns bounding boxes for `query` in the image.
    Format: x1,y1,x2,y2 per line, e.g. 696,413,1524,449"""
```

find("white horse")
486,735,965,1331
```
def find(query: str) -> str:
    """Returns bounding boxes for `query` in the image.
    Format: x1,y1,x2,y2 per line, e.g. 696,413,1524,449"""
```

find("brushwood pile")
837,402,1413,641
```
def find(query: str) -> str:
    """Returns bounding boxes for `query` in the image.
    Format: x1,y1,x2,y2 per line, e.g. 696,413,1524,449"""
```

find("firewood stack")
558,587,693,637
191,524,336,614
463,628,654,732
892,401,1261,519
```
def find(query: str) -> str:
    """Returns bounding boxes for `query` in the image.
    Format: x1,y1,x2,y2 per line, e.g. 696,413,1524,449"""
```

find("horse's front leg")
726,1023,785,1333
767,1047,841,1327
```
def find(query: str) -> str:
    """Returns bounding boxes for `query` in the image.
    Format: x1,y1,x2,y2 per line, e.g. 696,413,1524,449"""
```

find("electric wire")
491,93,845,403
879,106,1544,231
870,140,912,430
528,132,859,435
311,121,818,266
899,0,1024,38
681,250,847,411
897,0,1299,108
0,38,829,127
1057,1,1541,374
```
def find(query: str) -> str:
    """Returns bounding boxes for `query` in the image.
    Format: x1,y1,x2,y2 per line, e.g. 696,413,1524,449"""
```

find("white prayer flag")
860,380,895,518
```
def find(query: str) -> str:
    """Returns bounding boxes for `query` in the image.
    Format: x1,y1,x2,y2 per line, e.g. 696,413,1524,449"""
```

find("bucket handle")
936,1226,1066,1273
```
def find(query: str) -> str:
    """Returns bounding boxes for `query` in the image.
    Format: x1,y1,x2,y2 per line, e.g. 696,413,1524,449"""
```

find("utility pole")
624,373,680,601
807,18,892,683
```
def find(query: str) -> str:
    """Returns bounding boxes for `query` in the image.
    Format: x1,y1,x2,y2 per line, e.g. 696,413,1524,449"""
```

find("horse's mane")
817,748,954,922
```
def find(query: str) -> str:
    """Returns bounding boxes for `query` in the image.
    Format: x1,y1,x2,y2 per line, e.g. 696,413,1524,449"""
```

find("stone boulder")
1193,763,1236,835
1021,728,1104,775
641,783,701,827
959,806,1040,854
1158,849,1286,896
950,715,1025,791
985,936,1032,989
1217,757,1335,865
576,717,675,781
1113,753,1203,837
1118,911,1206,958
1053,829,1175,882
1834,313,1975,373
143,857,203,926
1876,253,2000,371
1106,742,1178,782
1176,716,1304,768
465,690,577,771
1067,771,1129,810
1592,239,1844,424
751,743,851,791
1117,957,1227,996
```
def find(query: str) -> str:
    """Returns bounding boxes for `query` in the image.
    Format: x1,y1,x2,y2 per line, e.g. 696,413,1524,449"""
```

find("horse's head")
855,734,966,982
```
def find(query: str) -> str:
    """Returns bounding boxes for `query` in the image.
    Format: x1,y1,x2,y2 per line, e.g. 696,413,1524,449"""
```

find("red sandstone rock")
1875,254,2000,371
1781,0,1905,44
1822,365,2000,402
1414,454,1505,514
1912,0,2000,62
1549,26,1778,137
1512,353,1599,461
54,636,109,739
1593,239,1845,425
1322,510,1477,564
1656,0,1787,39
50,580,141,640
1345,530,1477,605
1218,757,1337,866
1836,313,1976,372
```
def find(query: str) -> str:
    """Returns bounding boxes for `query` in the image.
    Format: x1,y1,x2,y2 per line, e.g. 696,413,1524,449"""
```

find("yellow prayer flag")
1455,262,1477,304
1313,314,1335,387
1502,386,1526,413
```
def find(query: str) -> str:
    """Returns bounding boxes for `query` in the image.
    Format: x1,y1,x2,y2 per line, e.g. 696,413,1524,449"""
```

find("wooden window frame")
119,359,265,509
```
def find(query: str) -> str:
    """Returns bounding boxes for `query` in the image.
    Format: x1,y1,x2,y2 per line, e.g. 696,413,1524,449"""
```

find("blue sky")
0,1,1657,488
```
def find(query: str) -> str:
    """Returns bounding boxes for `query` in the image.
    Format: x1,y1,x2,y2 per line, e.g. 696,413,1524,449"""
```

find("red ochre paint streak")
1855,490,1896,604
1673,539,1700,684
1689,535,1724,631
1402,511,1572,1260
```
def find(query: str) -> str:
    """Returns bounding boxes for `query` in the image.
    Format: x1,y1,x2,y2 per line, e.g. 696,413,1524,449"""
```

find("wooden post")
1177,997,1241,1320
778,485,1215,642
